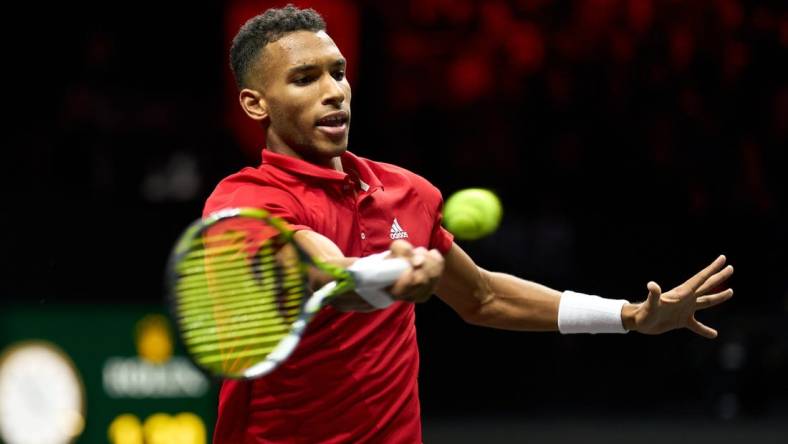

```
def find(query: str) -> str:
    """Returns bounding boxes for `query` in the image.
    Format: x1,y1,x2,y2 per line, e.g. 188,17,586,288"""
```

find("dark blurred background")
2,0,786,442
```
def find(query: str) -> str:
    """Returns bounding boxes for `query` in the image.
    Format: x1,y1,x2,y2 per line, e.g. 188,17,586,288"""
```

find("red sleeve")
428,201,454,255
203,175,313,233
404,172,454,255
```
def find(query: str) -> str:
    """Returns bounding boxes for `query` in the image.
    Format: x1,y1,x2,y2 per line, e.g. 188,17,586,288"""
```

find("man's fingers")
389,239,414,258
411,247,429,267
390,242,432,269
388,271,433,303
687,316,718,339
388,269,427,295
387,269,414,297
386,245,443,303
427,248,443,261
697,265,734,296
684,255,727,292
646,281,662,305
695,289,733,310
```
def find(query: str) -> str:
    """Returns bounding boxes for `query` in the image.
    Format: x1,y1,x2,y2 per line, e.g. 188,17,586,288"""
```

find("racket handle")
350,255,409,289
348,254,410,309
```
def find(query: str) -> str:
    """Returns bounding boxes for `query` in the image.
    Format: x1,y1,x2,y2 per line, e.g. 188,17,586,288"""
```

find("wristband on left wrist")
557,290,630,334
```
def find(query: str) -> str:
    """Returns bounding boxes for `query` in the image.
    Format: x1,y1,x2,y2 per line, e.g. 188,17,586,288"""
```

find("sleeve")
203,177,313,233
405,172,454,255
428,200,454,255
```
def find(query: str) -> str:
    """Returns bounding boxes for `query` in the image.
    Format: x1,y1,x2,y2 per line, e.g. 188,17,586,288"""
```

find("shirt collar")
260,149,383,191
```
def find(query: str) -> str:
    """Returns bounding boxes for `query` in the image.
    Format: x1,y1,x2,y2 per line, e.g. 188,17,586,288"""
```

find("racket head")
166,207,351,379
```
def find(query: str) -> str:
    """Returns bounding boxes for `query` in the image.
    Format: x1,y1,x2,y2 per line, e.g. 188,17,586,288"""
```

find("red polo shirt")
204,149,453,444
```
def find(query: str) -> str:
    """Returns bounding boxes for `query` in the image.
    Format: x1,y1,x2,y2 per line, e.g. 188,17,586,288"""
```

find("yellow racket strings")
174,226,306,375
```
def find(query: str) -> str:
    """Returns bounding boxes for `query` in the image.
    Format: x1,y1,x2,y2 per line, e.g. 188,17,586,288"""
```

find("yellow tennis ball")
443,188,502,240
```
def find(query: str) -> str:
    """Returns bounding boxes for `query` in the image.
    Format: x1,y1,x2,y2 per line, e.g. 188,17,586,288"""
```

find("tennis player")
206,5,734,443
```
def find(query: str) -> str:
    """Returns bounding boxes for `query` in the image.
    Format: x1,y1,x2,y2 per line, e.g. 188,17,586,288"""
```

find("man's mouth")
315,111,350,138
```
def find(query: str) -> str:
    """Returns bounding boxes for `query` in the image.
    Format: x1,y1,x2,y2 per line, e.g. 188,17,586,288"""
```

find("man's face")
254,30,351,162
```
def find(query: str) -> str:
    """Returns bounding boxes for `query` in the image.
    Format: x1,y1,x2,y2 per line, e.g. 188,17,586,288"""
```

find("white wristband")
557,290,629,334
347,252,409,309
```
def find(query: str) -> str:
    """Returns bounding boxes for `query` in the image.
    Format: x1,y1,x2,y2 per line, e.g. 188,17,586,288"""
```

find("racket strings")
189,329,290,354
177,287,301,315
175,266,302,297
198,345,286,365
179,297,303,325
177,239,302,300
182,314,297,344
178,250,277,276
184,231,246,250
180,309,294,336
173,229,308,375
176,264,303,307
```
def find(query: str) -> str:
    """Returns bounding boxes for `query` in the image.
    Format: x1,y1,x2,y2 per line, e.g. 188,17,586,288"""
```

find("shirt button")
360,232,366,240
342,185,349,191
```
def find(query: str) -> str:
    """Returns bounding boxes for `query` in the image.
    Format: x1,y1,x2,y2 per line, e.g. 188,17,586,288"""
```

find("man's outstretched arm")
436,242,734,338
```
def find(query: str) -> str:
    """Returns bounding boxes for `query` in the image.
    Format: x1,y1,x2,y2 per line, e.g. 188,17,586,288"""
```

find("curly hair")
230,4,326,89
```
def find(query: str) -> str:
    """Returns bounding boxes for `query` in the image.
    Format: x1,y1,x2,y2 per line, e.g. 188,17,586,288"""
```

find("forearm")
463,271,561,331
437,244,563,330
293,230,354,288
467,273,637,333
437,244,632,331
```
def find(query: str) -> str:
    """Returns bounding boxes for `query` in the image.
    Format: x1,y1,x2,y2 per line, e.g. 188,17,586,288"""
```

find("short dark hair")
230,4,326,89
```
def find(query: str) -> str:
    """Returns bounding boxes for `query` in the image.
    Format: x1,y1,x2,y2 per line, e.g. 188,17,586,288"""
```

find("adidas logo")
390,218,409,240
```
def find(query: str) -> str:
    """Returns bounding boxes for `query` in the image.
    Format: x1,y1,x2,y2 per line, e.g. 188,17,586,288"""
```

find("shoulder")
363,157,443,203
203,166,303,216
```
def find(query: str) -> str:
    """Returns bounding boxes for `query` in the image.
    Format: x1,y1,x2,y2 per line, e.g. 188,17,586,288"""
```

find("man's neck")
266,144,344,172
329,156,343,172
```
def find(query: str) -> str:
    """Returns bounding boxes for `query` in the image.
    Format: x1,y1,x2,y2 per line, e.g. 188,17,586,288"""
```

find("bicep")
435,242,494,318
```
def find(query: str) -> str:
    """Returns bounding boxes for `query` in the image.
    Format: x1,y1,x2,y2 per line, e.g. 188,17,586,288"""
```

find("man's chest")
302,186,432,256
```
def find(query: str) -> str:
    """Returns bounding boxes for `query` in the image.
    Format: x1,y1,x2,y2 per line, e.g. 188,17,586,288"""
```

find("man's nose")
321,76,346,106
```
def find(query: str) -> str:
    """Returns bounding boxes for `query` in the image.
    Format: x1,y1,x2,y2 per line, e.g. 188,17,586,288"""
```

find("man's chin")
296,141,348,165
315,140,349,157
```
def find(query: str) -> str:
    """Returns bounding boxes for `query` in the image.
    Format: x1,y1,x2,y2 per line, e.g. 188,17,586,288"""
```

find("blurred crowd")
3,0,785,421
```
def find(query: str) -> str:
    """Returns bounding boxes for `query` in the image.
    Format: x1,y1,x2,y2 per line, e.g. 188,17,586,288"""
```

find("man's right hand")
328,240,445,311
386,240,445,303
294,230,444,311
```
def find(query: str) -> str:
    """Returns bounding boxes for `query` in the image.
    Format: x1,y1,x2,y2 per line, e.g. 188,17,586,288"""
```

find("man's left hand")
622,255,734,338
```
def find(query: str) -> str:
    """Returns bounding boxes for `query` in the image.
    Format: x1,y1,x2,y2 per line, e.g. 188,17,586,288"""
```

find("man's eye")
332,71,345,81
293,76,314,85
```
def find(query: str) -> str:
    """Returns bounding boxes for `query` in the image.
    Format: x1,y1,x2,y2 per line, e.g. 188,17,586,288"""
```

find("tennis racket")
166,207,408,379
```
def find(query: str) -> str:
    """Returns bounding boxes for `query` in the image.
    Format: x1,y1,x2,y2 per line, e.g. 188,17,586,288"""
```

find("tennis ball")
443,188,502,240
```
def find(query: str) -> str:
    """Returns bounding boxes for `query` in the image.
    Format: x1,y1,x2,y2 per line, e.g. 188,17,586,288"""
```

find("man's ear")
239,88,268,122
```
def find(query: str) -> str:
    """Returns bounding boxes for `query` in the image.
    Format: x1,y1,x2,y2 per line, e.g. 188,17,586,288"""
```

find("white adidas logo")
390,218,409,240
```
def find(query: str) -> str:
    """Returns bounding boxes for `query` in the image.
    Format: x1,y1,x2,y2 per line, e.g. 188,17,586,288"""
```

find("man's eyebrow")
287,64,318,75
287,59,346,75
